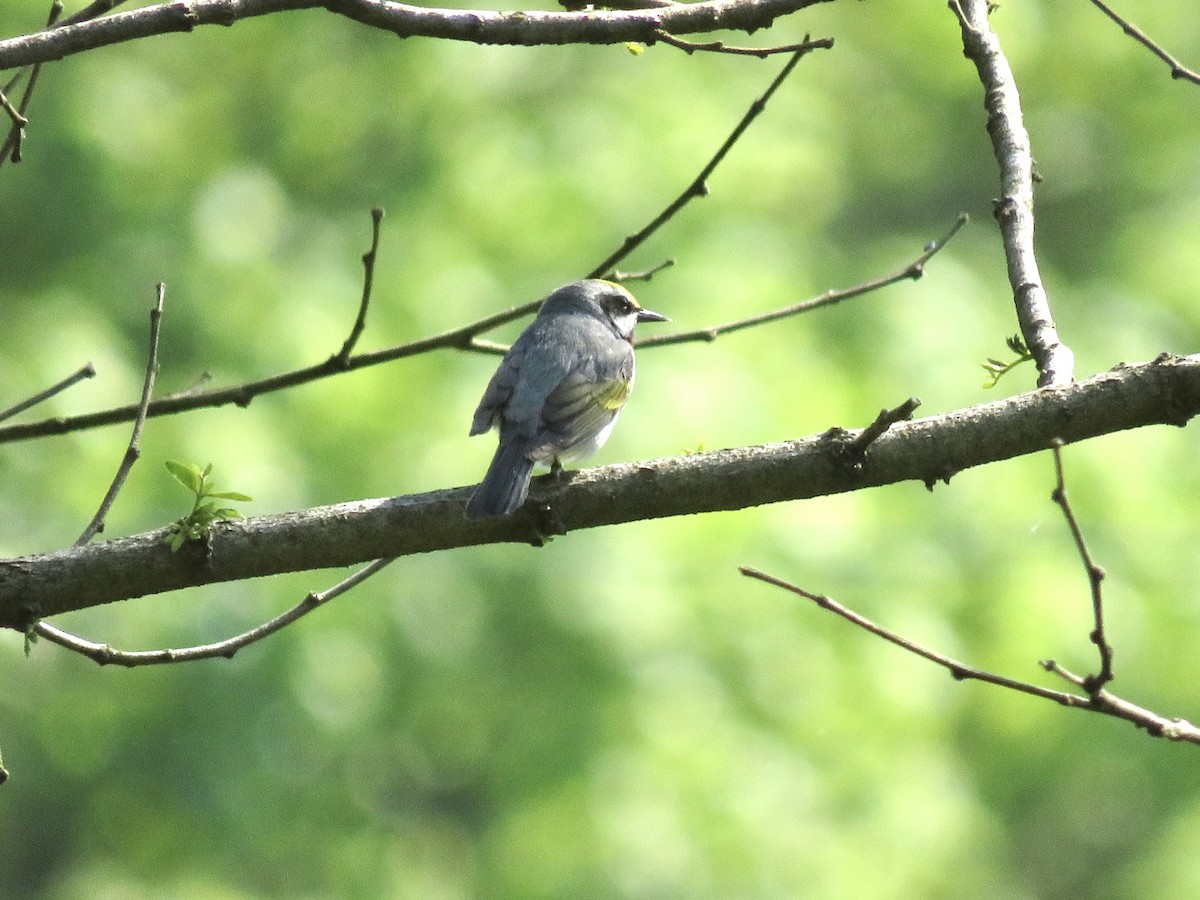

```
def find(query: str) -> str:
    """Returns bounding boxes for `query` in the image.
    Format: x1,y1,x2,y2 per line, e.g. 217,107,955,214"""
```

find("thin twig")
0,363,95,423
636,214,968,349
57,0,131,29
653,30,831,59
1086,0,1200,85
34,557,395,666
950,0,1075,387
74,283,164,546
833,397,922,467
608,258,675,283
335,207,384,365
739,566,1200,743
587,42,830,281
739,567,1093,704
0,90,28,128
0,0,63,167
1048,439,1114,689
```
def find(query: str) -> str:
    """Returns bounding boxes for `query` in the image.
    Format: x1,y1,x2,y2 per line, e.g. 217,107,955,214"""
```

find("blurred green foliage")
2,1,1200,897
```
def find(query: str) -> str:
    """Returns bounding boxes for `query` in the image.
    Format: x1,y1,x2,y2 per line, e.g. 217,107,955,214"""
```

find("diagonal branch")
738,567,1200,743
1048,439,1114,689
0,363,95,423
1086,0,1200,85
73,284,165,546
950,0,1075,387
2,352,1199,625
636,214,966,349
587,38,831,281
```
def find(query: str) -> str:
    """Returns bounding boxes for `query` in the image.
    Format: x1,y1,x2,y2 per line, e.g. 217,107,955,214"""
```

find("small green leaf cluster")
163,460,252,552
981,334,1034,388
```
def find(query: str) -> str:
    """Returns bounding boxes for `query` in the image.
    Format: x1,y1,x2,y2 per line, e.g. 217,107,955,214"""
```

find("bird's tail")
465,440,535,519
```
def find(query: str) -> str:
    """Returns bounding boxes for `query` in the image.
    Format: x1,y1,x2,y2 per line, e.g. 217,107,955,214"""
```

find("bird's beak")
636,307,670,324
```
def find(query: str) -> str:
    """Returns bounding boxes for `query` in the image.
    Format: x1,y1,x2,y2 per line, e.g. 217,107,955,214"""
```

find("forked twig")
740,441,1200,743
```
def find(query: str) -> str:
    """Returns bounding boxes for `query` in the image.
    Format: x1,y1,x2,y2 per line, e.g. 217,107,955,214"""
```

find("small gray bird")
465,279,669,519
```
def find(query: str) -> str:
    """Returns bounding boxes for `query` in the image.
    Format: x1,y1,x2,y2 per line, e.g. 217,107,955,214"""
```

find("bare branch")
830,397,922,467
74,284,165,546
33,557,394,666
1048,439,1113,689
334,207,384,366
0,363,95,423
739,567,1200,744
950,0,1075,387
636,214,967,349
0,0,833,70
3,353,1200,624
652,29,831,59
0,88,27,128
588,40,831,281
739,566,1089,705
1086,0,1200,85
0,0,62,167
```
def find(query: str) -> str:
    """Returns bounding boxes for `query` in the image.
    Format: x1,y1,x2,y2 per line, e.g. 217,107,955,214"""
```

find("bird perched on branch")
465,279,669,519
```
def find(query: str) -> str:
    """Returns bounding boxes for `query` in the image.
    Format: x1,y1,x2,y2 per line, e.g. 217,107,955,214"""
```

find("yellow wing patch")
595,379,632,411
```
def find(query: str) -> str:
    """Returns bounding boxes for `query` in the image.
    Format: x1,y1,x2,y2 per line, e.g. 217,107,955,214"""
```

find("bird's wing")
531,356,633,459
469,358,518,436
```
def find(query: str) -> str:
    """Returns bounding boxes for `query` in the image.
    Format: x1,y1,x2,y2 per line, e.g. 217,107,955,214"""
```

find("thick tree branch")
3,353,1198,626
951,0,1075,387
0,0,831,70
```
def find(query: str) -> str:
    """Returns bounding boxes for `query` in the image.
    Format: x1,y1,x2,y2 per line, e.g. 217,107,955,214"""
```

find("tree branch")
1086,0,1200,86
33,557,395,666
738,566,1200,744
587,38,831,281
740,435,1200,744
950,0,1075,387
0,211,954,445
73,284,165,546
0,0,832,70
3,353,1199,626
0,362,94,423
635,214,966,349
1048,438,1114,689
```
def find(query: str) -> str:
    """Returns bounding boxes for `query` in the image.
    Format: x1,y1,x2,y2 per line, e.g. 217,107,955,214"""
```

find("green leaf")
165,459,204,494
206,491,253,502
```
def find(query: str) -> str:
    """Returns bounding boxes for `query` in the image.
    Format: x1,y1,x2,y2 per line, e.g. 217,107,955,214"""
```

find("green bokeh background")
3,1,1200,897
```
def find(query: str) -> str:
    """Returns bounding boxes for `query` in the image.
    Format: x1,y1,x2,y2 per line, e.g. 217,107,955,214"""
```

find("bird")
465,279,669,519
